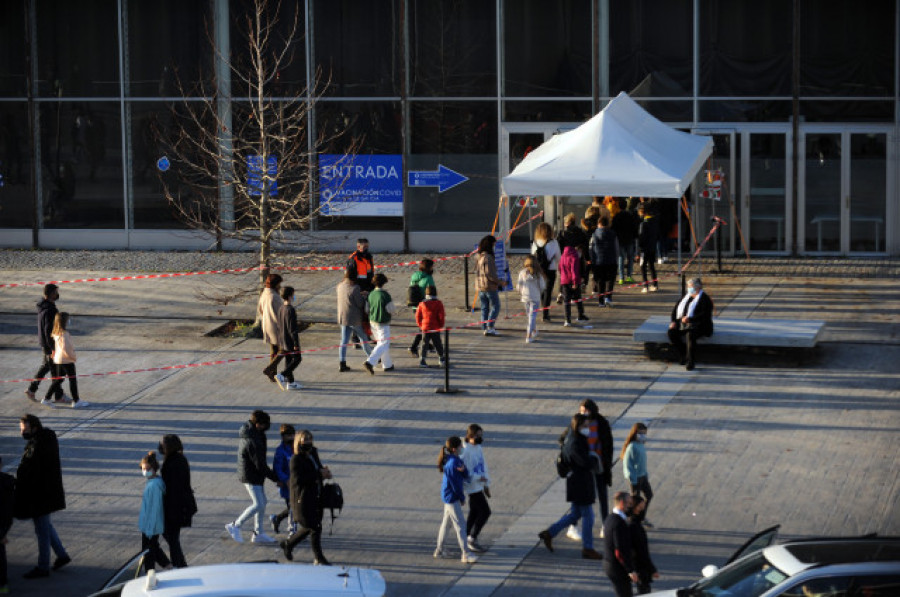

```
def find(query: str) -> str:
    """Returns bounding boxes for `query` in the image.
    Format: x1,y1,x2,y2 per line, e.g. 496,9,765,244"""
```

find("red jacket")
415,298,445,332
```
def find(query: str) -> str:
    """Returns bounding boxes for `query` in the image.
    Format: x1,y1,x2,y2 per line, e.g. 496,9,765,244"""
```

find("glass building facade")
0,0,897,254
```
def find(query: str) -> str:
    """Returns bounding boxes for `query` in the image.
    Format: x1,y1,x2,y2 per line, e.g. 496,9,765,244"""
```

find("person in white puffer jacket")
460,424,492,554
516,255,547,343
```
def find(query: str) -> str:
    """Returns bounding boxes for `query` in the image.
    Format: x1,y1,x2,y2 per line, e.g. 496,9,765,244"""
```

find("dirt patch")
206,319,312,338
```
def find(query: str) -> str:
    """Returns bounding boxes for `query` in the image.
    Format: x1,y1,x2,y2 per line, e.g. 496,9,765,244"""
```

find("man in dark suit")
603,491,639,597
667,277,714,371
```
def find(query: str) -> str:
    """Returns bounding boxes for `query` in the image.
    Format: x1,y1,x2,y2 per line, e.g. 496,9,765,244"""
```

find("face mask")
474,437,484,445
21,431,33,440
687,287,695,295
142,469,153,478
579,428,590,437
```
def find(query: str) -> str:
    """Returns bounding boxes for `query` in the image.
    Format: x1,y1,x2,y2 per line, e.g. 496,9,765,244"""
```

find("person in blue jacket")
621,422,653,527
270,424,295,534
434,436,478,564
139,451,167,572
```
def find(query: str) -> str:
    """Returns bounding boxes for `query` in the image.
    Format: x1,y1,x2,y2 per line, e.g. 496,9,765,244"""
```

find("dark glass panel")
410,0,496,97
128,0,213,98
504,0,591,97
0,102,34,227
36,0,120,97
632,100,692,122
800,101,894,123
699,0,792,96
801,0,894,97
230,0,307,98
699,100,793,122
39,102,123,228
502,101,593,122
409,101,497,231
316,101,402,154
610,0,692,97
0,0,27,97
314,0,401,97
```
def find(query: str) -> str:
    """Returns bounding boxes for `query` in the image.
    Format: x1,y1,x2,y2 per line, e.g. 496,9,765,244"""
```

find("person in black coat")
280,430,332,565
637,206,660,292
24,284,59,402
159,434,196,568
612,199,636,283
14,414,72,579
0,457,16,590
537,414,603,560
667,277,714,371
276,286,302,390
226,410,281,544
603,491,639,597
628,496,659,594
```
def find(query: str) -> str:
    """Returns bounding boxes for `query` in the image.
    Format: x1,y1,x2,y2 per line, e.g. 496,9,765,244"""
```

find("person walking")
14,414,72,580
226,410,281,544
668,278,714,371
408,259,436,357
603,491,639,597
138,451,167,572
622,423,653,527
516,255,546,343
637,207,660,293
558,245,588,326
590,215,620,307
475,235,501,336
45,312,89,408
580,399,613,523
276,286,303,391
24,284,60,403
612,198,637,284
460,424,491,554
628,496,659,594
363,273,395,375
280,430,332,565
346,238,375,292
537,414,603,560
259,274,284,383
336,271,373,372
434,436,478,564
270,424,296,535
159,434,196,569
0,457,16,593
414,286,446,368
531,223,560,322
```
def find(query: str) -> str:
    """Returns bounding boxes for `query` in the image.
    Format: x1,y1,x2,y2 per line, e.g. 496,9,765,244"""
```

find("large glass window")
408,101,496,231
39,102,124,228
230,0,306,98
0,0,27,97
410,0,496,97
804,133,841,252
128,0,213,98
0,103,33,228
314,0,400,97
36,0,120,97
800,0,894,97
699,0,792,97
503,101,592,122
504,0,591,97
610,0,692,97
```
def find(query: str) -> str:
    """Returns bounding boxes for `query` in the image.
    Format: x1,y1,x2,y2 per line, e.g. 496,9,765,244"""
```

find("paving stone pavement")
0,253,897,596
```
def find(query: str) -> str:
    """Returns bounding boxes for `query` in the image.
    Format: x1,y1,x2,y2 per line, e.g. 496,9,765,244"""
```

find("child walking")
414,286,445,367
46,312,89,408
139,451,168,572
516,255,546,343
408,259,436,357
364,273,395,375
434,436,478,564
558,246,587,326
460,424,491,554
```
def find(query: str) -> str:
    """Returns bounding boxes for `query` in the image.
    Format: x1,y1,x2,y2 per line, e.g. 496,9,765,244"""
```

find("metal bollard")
435,328,460,394
463,255,470,311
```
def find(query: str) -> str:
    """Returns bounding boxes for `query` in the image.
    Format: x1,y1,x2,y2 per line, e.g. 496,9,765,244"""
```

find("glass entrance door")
848,133,887,253
742,132,790,253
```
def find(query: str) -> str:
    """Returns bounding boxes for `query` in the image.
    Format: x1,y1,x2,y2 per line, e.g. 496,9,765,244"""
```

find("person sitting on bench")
667,277,713,371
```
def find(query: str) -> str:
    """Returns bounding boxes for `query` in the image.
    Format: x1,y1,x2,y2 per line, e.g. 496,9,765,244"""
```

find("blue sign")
319,154,403,217
156,156,170,172
247,154,278,197
494,239,514,292
407,164,468,193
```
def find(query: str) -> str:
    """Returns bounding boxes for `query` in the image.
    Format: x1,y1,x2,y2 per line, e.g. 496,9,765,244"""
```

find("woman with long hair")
621,422,653,526
475,235,501,336
531,222,560,322
434,436,478,564
159,434,196,568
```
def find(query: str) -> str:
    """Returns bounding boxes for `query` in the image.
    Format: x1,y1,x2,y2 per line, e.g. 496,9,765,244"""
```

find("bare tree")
156,0,358,291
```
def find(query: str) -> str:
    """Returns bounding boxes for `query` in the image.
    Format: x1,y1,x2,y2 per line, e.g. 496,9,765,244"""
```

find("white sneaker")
40,398,54,407
641,287,649,294
286,381,303,391
563,321,573,327
566,524,582,541
605,298,613,308
225,522,243,543
275,374,287,390
485,329,499,336
71,400,90,408
433,548,449,559
251,531,277,544
525,337,533,344
462,552,479,564
649,286,659,292
467,537,487,553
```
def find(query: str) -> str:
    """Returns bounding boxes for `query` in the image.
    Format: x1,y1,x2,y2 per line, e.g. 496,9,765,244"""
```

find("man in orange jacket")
414,286,445,368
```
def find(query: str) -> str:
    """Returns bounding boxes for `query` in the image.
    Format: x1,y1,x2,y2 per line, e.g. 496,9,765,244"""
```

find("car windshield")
688,552,789,597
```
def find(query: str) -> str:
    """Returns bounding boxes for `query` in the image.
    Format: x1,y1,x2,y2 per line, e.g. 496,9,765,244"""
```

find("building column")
215,0,234,234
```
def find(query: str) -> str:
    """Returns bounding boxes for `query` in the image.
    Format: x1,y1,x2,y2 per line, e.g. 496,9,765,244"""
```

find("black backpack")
320,481,343,535
535,243,551,273
407,284,425,307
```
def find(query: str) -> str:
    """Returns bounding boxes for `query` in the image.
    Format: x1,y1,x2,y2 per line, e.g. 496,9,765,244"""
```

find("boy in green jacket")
364,274,396,375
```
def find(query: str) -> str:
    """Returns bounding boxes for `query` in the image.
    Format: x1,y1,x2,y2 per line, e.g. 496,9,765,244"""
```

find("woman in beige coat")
46,312,88,408
259,274,284,383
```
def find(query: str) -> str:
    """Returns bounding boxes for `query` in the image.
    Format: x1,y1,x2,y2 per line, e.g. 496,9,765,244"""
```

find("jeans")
547,503,594,550
339,325,372,362
466,491,491,540
235,484,267,534
617,243,634,280
436,501,470,555
366,322,393,369
47,362,79,402
525,301,539,337
479,290,500,330
27,351,53,393
594,264,617,302
33,514,68,571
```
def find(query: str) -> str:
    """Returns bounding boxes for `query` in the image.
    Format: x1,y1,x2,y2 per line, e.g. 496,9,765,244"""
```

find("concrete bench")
633,316,826,348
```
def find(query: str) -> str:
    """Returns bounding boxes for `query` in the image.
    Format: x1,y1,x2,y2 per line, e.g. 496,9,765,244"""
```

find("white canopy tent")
502,91,713,198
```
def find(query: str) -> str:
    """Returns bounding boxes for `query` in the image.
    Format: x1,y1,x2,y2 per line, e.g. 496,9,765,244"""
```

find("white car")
88,557,386,597
646,526,900,597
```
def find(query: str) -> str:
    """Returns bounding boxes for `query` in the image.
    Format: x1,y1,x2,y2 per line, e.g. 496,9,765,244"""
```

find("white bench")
633,316,826,348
